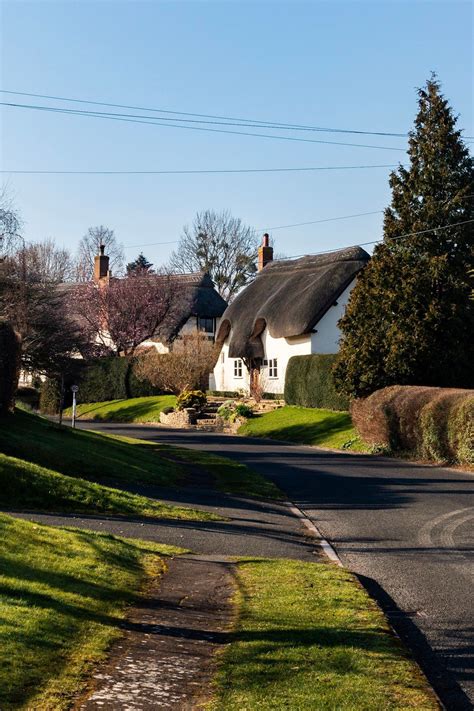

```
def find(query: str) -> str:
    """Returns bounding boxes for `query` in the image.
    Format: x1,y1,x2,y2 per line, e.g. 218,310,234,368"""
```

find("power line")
2,88,473,140
283,218,474,259
261,210,383,231
0,101,407,152
0,164,398,176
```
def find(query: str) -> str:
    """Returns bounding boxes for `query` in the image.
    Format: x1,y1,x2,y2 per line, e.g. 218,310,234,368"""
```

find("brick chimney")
94,244,110,282
258,233,273,271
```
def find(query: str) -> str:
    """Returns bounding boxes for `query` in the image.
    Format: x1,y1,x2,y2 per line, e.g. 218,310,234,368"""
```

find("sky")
1,0,473,268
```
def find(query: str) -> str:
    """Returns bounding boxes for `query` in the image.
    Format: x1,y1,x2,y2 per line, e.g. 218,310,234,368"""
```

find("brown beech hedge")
352,385,473,465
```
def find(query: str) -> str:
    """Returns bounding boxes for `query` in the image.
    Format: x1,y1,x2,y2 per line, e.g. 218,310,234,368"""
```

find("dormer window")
197,317,215,333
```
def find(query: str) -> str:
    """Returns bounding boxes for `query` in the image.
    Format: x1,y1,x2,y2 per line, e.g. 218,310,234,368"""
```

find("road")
77,422,474,710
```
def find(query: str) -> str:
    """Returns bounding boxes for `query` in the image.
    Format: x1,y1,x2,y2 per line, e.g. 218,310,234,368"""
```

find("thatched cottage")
212,235,370,395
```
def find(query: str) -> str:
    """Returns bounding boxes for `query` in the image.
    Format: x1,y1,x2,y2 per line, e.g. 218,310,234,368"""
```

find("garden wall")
351,385,474,465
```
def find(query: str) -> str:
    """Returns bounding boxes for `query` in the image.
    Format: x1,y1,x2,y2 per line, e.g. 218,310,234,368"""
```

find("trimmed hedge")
0,321,20,414
284,354,349,411
351,385,474,465
39,378,61,415
76,357,161,403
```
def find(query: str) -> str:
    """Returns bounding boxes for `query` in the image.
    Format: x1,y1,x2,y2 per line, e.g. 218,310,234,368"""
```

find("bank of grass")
239,405,368,451
63,395,176,423
0,412,219,521
0,513,184,710
212,559,437,710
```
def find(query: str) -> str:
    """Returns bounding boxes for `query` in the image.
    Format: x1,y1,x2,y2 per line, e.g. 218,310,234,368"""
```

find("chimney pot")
94,245,110,282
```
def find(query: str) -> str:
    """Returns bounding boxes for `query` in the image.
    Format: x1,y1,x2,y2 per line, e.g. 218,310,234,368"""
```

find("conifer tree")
334,76,474,397
126,252,154,274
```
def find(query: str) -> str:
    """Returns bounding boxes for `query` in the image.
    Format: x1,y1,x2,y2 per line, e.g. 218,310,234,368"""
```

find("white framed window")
234,359,243,378
268,358,278,379
197,316,215,334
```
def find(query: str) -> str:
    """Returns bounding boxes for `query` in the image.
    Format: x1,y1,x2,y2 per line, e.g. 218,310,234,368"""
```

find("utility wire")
0,164,398,175
0,101,407,151
2,89,473,140
283,218,474,259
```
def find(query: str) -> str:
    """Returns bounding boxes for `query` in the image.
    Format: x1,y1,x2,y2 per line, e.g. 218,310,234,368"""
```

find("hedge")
39,378,62,415
351,385,474,465
0,321,20,415
76,357,161,403
284,354,349,411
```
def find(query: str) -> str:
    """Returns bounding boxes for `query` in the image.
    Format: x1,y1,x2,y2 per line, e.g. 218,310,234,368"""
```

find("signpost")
70,385,79,428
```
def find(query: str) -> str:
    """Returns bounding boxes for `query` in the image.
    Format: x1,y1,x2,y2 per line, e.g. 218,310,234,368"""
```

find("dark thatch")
153,272,227,343
216,246,370,360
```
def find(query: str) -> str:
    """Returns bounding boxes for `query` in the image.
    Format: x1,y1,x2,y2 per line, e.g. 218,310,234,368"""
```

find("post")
70,385,79,428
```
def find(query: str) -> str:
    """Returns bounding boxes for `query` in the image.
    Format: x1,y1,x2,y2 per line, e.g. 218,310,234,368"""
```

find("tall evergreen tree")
334,77,474,397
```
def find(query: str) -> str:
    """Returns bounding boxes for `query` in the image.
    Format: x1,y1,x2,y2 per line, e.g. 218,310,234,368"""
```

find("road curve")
79,422,474,710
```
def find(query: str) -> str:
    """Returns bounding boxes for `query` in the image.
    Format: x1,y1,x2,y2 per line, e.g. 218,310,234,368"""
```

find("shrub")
207,390,239,398
16,386,40,411
162,405,175,415
351,385,474,465
76,357,159,403
218,400,253,422
0,321,20,415
284,354,349,411
176,390,207,411
39,378,62,415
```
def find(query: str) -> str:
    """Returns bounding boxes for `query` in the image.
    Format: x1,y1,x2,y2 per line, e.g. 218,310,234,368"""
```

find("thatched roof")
216,246,370,360
154,272,227,342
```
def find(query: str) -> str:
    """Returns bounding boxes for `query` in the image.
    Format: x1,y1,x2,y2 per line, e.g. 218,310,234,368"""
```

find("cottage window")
197,317,215,333
268,358,278,379
234,359,243,378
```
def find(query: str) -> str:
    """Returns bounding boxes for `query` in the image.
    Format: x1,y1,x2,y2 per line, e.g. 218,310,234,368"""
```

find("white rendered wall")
310,280,355,354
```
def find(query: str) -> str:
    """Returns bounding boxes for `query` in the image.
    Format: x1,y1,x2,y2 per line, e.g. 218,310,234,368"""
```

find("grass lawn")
212,559,437,710
63,395,176,423
0,513,184,710
239,406,368,451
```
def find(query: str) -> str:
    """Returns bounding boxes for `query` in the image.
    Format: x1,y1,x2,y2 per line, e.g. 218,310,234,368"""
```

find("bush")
77,357,159,403
284,355,349,411
16,386,40,411
207,390,240,398
351,385,474,465
217,400,253,422
0,321,20,415
176,390,207,411
162,406,175,415
39,378,62,415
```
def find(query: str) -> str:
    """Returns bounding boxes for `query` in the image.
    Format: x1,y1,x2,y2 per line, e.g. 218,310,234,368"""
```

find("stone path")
76,556,235,710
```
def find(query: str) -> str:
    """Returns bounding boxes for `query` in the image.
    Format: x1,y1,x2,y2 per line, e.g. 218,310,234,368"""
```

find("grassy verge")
0,412,220,521
239,406,368,451
63,395,176,423
0,513,184,710
212,559,437,710
159,446,283,500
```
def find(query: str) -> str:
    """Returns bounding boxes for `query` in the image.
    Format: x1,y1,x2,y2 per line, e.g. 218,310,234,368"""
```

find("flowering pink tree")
74,270,181,394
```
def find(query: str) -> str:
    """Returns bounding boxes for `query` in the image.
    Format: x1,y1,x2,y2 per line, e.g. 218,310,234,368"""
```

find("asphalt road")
77,422,474,710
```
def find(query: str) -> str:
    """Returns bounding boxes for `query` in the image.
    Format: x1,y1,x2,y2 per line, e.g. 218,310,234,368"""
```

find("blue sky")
1,0,472,267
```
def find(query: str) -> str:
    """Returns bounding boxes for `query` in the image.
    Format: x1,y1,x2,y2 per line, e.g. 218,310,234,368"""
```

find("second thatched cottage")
211,235,370,395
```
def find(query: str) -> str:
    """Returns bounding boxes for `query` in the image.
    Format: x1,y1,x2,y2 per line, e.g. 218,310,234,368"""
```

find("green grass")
0,513,184,710
239,406,368,451
0,411,220,520
212,559,437,710
63,395,176,423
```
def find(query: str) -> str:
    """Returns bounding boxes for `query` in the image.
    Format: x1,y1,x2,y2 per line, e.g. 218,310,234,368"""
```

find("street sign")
71,385,79,393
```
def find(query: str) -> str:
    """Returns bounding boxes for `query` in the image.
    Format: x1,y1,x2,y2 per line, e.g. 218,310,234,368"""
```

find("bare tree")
22,238,74,283
169,209,258,301
75,225,124,281
0,185,22,257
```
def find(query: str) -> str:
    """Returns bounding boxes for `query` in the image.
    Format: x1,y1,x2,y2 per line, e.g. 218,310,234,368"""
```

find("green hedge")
351,385,474,465
39,378,62,415
284,354,349,411
76,357,161,403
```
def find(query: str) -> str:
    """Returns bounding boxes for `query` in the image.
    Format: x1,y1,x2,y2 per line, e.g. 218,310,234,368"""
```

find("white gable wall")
310,280,354,353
